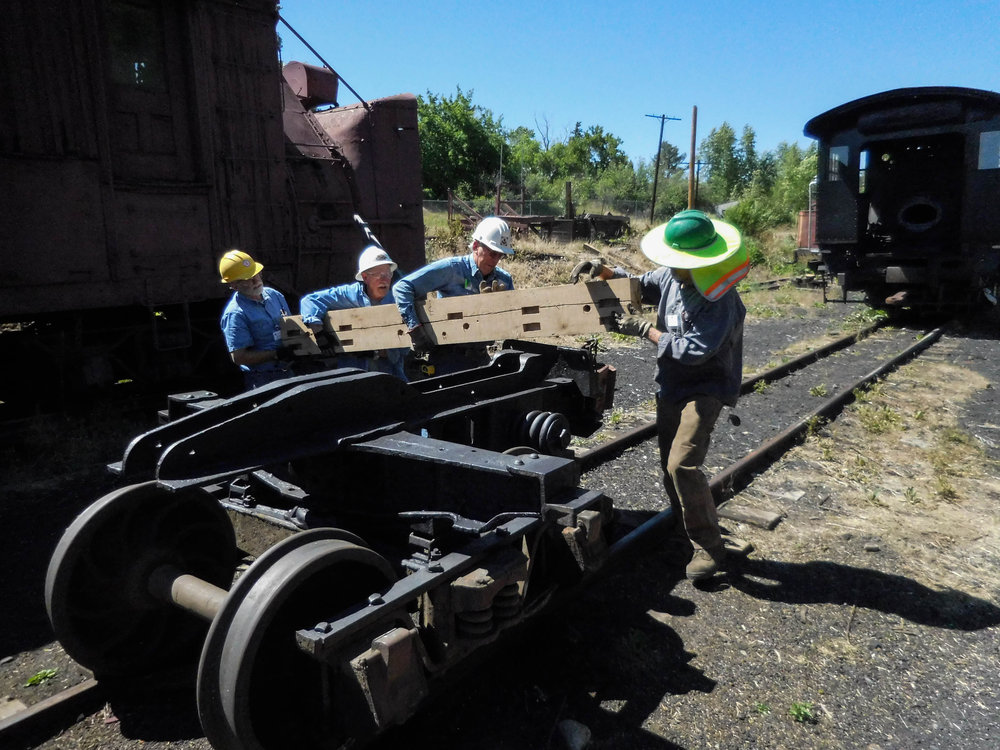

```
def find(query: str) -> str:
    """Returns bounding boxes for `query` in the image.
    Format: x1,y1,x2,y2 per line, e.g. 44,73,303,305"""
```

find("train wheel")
197,531,397,750
44,481,238,676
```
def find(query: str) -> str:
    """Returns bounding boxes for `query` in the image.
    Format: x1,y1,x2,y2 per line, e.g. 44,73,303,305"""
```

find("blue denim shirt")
617,267,745,406
393,254,514,330
220,287,290,376
299,280,406,379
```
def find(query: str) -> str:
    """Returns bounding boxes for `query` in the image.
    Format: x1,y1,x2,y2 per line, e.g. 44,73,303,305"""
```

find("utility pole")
646,113,681,223
495,142,503,215
688,105,698,209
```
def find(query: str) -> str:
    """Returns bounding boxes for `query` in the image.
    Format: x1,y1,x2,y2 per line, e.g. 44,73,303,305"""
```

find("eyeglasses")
363,269,393,280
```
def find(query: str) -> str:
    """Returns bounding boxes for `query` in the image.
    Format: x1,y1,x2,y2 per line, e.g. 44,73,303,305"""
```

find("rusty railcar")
804,87,1000,311
45,344,618,749
0,0,424,409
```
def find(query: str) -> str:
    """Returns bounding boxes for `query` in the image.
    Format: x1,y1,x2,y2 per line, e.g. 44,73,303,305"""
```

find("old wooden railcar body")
0,0,424,407
804,86,1000,311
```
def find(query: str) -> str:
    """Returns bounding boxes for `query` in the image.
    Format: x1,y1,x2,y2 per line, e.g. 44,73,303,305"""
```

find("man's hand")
614,314,652,339
313,330,337,355
408,324,435,354
479,280,508,293
275,345,297,362
569,260,606,284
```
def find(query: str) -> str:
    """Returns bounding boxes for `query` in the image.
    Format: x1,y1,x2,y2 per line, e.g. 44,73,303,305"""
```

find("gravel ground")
3,288,1000,749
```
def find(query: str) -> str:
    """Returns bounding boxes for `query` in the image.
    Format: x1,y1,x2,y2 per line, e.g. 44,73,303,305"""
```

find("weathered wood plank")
717,502,784,529
281,278,640,353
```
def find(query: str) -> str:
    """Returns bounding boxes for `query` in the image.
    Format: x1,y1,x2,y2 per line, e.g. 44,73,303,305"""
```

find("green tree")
652,140,684,181
699,122,740,201
770,141,818,216
725,141,818,237
737,125,759,189
546,123,630,180
417,88,507,199
506,125,542,193
699,123,770,203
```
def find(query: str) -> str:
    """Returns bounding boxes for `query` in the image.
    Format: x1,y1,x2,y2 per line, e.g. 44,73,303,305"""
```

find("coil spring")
455,583,522,638
517,410,571,454
456,607,493,638
492,583,522,623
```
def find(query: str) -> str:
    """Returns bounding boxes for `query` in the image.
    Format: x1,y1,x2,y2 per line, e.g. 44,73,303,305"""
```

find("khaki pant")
657,394,724,552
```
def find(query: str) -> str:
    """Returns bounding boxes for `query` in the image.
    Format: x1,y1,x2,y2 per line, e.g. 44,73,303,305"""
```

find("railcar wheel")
197,531,397,750
44,481,238,676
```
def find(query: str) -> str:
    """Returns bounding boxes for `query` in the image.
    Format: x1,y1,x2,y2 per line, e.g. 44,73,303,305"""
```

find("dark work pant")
656,394,724,551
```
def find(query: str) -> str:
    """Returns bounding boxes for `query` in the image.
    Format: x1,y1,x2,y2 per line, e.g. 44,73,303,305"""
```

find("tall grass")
421,207,806,291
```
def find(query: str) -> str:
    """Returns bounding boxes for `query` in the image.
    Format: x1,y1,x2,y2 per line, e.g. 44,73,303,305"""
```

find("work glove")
275,345,297,362
614,313,652,339
479,280,508,293
569,260,606,284
408,324,435,354
313,330,337,355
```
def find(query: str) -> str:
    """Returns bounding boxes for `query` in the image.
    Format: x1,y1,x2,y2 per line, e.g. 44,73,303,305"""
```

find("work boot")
663,535,694,567
686,546,726,581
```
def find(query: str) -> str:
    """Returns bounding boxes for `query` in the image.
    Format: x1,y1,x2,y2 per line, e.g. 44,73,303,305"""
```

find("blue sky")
277,0,999,166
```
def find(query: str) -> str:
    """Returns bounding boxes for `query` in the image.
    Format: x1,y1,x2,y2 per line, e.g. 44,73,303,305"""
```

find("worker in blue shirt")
394,216,516,374
300,245,407,380
571,209,748,582
219,249,295,390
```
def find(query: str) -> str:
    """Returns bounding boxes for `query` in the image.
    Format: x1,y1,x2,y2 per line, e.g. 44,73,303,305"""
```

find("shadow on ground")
731,557,1000,630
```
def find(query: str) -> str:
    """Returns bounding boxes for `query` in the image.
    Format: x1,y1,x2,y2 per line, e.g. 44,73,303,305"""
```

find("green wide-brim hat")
640,209,743,269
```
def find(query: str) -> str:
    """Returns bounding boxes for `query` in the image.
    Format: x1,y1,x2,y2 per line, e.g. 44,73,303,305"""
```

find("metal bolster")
122,346,595,488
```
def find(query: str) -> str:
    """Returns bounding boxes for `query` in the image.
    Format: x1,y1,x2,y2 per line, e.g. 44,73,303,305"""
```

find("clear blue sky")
277,0,999,166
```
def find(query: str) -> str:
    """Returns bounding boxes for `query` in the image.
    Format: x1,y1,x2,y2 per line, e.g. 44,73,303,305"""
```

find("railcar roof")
803,86,1000,140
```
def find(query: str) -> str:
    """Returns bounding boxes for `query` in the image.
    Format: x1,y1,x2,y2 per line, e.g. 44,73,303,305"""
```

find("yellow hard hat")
219,250,263,283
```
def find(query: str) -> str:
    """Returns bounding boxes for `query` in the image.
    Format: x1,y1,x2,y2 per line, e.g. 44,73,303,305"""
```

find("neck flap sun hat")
640,209,749,301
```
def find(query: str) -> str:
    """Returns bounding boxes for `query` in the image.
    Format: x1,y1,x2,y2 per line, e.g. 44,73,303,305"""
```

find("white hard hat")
469,217,515,255
355,245,397,281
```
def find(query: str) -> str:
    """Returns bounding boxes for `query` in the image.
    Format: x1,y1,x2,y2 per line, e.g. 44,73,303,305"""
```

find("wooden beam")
281,278,640,354
717,502,783,530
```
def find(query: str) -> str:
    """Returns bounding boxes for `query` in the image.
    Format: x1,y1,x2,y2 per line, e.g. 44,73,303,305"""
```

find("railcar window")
827,146,849,181
107,0,166,90
978,131,1000,169
858,150,869,193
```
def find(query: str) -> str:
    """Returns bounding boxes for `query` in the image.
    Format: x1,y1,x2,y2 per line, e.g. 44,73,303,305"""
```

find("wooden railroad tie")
281,278,640,354
718,502,784,530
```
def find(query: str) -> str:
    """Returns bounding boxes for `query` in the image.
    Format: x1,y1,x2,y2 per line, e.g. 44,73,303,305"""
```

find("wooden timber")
281,278,640,354
717,502,784,530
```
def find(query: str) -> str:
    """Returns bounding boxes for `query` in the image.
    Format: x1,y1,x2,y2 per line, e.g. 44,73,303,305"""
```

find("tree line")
418,87,817,235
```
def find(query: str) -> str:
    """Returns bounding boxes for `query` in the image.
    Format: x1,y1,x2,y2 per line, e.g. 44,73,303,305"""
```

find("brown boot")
686,546,726,581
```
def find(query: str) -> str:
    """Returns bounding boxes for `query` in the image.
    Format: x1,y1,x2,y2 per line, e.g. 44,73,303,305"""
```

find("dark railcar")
0,0,424,409
804,87,1000,310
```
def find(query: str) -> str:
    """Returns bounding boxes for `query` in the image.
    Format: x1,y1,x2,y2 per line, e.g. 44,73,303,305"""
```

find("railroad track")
0,320,948,750
585,321,945,556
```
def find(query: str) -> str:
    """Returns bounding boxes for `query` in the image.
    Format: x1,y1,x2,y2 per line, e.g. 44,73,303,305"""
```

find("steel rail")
0,678,104,746
603,324,946,558
577,317,887,470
